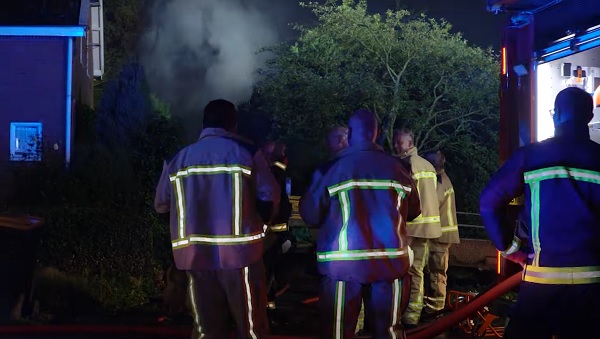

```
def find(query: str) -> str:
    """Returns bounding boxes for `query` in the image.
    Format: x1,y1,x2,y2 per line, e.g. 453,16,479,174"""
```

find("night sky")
279,0,510,50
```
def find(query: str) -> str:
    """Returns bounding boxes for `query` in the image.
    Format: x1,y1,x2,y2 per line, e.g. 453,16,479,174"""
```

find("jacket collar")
198,127,232,140
400,146,418,159
338,141,383,157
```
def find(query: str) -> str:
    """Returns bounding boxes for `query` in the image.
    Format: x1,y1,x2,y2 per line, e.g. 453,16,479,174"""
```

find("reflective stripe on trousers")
522,265,600,285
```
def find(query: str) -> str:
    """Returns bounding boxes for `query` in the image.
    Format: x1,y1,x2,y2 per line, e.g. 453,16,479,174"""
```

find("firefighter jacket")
300,141,421,283
480,124,600,285
269,159,292,232
400,147,442,238
437,170,460,244
154,128,280,271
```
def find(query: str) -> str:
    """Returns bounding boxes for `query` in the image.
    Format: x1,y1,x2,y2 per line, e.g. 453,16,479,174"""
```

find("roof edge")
0,26,85,37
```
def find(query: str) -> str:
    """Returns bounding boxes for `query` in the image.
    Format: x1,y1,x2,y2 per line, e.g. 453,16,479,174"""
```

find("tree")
255,0,500,211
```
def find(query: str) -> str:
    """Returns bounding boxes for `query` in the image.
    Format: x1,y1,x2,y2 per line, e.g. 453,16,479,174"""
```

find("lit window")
9,122,43,162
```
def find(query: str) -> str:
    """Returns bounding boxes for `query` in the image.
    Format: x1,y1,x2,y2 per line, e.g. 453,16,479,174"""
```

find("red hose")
407,271,522,339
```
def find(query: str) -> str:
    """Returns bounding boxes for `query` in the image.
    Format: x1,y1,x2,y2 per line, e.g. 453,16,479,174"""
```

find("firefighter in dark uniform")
480,87,600,339
262,141,293,325
300,109,420,339
154,99,280,339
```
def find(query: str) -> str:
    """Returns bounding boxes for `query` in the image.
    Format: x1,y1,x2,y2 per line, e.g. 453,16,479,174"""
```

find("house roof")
0,0,87,26
487,0,600,50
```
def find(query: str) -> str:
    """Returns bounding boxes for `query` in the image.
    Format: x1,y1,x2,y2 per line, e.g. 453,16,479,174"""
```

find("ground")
0,250,509,339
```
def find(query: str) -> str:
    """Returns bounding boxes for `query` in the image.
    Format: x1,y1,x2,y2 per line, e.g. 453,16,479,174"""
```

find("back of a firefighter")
300,109,420,339
480,87,600,339
422,150,460,315
154,99,280,339
394,128,442,328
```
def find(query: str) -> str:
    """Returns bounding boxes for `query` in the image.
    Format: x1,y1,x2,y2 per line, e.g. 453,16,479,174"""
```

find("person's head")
553,87,594,128
272,141,287,163
348,109,379,145
393,128,415,155
202,99,238,133
259,140,275,160
423,150,446,174
326,126,349,154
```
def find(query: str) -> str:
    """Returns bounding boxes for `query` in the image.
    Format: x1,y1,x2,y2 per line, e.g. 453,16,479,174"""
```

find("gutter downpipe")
66,37,73,167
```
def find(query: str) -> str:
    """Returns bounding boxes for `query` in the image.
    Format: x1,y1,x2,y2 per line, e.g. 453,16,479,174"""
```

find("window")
9,122,43,162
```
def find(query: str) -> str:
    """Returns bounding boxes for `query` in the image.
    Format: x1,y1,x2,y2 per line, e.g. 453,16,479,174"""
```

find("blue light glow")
66,38,73,166
537,28,600,63
0,26,85,37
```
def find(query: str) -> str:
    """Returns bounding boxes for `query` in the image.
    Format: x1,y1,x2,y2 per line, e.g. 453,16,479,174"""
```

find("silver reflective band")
501,236,522,256
172,232,265,247
328,181,412,195
317,248,409,260
169,165,251,181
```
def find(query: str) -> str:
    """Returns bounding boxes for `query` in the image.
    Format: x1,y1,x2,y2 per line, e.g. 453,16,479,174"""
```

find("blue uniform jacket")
300,142,421,283
480,125,600,282
154,128,280,270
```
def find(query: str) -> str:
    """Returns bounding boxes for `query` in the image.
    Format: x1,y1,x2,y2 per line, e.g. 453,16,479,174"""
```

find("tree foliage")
255,0,500,211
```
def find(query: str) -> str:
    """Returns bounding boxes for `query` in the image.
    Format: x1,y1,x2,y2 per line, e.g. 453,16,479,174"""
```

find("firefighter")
393,128,442,328
154,99,280,339
326,125,349,157
300,109,420,339
263,141,293,327
480,87,600,339
422,150,460,315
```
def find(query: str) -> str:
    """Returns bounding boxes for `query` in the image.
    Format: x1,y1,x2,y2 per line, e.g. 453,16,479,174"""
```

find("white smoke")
140,0,285,128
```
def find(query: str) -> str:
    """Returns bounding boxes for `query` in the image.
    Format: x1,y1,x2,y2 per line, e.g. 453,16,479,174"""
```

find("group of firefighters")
154,86,600,339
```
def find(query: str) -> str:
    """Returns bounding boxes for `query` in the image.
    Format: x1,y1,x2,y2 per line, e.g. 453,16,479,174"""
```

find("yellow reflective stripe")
407,215,440,224
524,166,600,184
441,225,458,232
328,179,412,196
334,281,345,339
242,266,258,339
169,165,251,181
444,187,454,196
389,278,401,339
173,178,186,238
445,188,455,229
317,248,409,262
187,273,203,335
269,223,288,232
172,232,265,248
530,181,541,266
233,172,242,235
523,265,600,284
273,161,286,170
412,171,437,181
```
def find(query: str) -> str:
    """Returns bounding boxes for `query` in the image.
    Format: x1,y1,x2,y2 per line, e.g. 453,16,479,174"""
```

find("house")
0,0,103,205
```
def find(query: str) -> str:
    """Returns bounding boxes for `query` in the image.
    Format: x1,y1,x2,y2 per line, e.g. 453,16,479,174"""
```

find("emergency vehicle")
488,0,600,280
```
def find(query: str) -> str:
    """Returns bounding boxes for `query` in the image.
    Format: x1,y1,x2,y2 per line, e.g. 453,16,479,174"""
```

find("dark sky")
279,0,509,50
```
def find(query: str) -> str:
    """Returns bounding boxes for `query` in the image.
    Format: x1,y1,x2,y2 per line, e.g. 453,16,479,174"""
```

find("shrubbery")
6,62,183,316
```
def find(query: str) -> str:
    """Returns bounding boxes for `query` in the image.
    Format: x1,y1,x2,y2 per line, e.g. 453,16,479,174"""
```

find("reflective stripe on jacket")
480,125,600,283
269,160,292,232
401,147,442,238
436,171,460,244
300,142,421,283
154,128,279,270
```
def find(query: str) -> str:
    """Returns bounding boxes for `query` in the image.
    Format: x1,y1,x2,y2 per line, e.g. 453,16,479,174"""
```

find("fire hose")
0,272,521,338
406,271,521,339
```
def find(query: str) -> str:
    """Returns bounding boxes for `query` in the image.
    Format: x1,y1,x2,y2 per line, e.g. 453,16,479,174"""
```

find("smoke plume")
140,0,289,136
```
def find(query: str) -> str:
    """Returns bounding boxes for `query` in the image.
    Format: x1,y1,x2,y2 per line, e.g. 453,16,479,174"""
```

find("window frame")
9,122,43,162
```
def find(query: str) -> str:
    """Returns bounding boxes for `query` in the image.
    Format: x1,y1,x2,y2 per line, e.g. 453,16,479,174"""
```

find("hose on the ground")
406,271,521,339
0,272,521,339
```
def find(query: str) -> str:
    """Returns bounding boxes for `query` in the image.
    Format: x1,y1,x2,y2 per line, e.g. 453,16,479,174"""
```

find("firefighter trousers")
504,282,600,339
263,231,289,307
402,237,429,325
424,240,451,312
186,260,268,339
320,275,406,339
